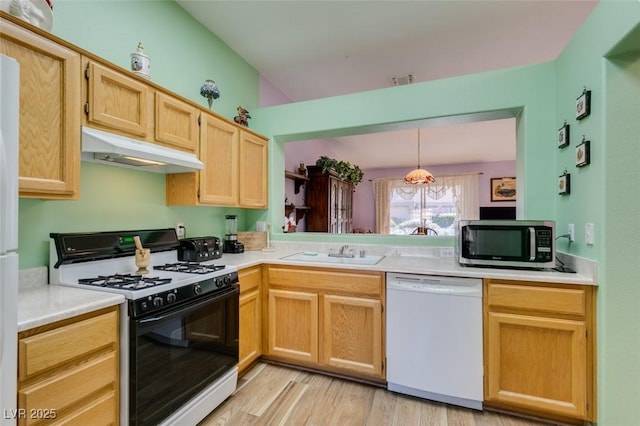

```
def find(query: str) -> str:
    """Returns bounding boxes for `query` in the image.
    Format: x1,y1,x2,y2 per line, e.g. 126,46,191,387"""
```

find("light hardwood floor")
199,362,555,426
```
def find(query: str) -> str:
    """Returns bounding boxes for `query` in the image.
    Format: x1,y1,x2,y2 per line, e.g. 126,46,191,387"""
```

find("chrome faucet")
329,245,355,258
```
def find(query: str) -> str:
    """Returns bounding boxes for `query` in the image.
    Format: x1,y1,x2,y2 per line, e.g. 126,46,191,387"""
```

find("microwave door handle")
529,227,536,261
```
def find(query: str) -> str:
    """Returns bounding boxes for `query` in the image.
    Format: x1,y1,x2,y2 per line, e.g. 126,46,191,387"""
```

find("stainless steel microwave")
458,220,555,269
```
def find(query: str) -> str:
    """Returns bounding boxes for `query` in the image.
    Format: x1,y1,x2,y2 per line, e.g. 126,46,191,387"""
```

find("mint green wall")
19,163,247,267
602,50,640,425
18,0,262,268
253,63,557,242
551,2,640,423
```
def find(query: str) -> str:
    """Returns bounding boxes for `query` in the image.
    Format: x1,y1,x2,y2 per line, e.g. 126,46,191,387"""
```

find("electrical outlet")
568,224,575,242
440,248,454,258
585,223,594,245
176,222,185,238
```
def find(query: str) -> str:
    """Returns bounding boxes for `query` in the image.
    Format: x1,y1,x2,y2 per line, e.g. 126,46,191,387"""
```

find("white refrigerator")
0,54,19,424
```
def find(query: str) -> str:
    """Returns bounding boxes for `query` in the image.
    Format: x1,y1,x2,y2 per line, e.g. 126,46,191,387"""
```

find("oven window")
130,289,238,426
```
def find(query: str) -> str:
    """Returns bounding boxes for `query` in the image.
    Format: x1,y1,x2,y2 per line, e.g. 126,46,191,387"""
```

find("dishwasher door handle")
388,280,482,296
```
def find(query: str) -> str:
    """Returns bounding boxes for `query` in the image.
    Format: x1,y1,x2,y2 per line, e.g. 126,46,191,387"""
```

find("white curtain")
372,173,480,233
372,178,391,234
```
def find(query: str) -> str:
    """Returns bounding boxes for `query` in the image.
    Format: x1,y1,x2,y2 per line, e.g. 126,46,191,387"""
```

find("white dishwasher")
386,273,483,410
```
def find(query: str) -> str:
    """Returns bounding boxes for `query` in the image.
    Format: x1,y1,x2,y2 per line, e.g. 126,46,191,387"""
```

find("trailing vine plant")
315,156,364,186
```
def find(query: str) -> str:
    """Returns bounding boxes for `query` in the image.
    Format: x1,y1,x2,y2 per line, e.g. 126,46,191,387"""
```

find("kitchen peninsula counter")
215,245,596,286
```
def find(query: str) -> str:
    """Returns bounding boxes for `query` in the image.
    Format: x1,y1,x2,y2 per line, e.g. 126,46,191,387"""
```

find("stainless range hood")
81,126,204,174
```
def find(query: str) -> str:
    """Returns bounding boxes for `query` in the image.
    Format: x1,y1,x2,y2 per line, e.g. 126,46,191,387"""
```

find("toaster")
178,237,222,262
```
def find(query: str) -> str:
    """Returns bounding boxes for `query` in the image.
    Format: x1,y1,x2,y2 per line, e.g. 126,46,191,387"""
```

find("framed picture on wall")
576,89,591,120
491,177,516,202
558,173,570,195
576,140,591,167
558,123,570,148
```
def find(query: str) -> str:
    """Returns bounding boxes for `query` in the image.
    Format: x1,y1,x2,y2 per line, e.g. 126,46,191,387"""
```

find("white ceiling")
176,0,599,168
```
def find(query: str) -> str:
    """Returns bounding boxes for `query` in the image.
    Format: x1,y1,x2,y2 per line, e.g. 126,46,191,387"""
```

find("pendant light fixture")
404,129,435,184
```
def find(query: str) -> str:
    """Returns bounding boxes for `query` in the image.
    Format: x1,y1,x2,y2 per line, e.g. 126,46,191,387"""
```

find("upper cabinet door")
0,16,81,199
239,130,268,208
86,61,149,138
198,113,239,206
155,92,199,153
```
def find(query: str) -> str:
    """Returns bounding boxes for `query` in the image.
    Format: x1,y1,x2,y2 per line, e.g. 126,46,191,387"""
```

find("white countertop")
17,245,594,331
215,247,595,286
18,267,125,331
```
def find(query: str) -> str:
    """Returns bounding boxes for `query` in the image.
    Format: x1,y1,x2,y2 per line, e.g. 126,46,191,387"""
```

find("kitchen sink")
282,252,385,265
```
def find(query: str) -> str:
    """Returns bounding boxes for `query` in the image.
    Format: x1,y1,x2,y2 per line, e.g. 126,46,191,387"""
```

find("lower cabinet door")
485,311,588,419
239,289,261,373
267,289,318,363
321,295,383,378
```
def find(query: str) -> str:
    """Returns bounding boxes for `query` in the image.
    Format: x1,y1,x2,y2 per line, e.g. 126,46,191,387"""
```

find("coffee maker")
223,214,244,253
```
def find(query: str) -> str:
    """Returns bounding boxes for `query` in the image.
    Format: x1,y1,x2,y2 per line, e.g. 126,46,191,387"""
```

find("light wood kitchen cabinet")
264,265,385,382
238,130,269,208
84,60,150,138
0,13,81,199
17,306,119,426
166,114,269,208
267,288,319,363
155,91,199,153
166,112,238,205
484,279,596,423
238,266,263,373
322,294,383,377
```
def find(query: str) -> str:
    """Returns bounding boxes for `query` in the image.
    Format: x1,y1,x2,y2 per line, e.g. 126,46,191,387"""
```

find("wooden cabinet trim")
267,265,383,297
86,61,149,137
1,16,81,199
267,289,319,363
486,280,587,317
239,289,262,373
155,91,199,152
485,312,587,419
19,309,118,381
239,265,262,294
321,294,383,377
18,352,117,425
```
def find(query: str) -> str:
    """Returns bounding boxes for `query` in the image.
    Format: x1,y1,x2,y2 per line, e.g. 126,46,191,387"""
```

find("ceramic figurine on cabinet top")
130,42,151,79
234,106,251,127
200,79,220,109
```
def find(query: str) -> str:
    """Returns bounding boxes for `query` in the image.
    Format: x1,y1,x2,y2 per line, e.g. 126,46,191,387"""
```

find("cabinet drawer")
268,266,383,297
51,389,117,426
19,310,118,380
239,266,261,294
486,280,587,317
19,352,117,425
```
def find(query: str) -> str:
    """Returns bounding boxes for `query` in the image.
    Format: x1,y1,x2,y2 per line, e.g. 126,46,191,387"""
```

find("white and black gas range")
49,228,239,426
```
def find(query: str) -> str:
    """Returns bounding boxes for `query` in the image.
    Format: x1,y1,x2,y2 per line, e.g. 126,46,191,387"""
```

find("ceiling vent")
392,74,414,86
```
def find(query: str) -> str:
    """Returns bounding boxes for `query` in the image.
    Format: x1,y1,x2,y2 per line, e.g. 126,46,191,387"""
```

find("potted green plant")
315,156,363,186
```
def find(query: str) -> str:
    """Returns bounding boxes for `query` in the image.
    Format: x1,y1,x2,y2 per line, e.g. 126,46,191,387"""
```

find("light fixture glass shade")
404,167,435,184
404,129,435,184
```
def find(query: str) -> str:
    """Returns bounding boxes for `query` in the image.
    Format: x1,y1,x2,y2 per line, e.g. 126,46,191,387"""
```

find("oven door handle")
136,286,238,325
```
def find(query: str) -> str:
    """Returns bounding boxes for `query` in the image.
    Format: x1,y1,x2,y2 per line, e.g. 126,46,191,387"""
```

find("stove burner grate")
154,262,226,274
78,274,172,290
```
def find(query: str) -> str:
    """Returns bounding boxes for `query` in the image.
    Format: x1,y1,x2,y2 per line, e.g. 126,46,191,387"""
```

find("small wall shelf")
285,204,311,223
285,171,309,194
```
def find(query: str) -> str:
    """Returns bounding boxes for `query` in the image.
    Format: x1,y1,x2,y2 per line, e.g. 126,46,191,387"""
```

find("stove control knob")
140,301,148,311
167,293,177,303
223,275,232,285
215,278,223,288
153,297,163,308
194,284,203,295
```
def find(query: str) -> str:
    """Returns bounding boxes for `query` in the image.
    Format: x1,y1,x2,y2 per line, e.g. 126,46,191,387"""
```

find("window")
373,174,480,235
